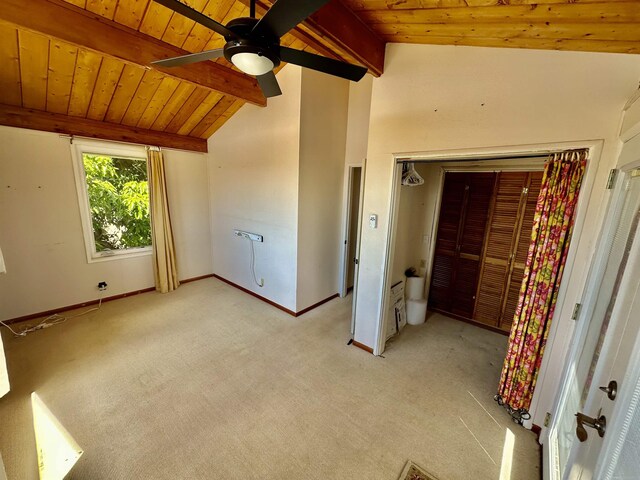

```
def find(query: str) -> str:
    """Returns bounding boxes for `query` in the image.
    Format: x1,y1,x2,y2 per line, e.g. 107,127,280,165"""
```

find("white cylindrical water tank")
406,276,426,300
406,299,427,325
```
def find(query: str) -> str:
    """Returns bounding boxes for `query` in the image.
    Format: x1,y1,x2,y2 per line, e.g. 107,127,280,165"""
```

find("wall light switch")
369,214,378,229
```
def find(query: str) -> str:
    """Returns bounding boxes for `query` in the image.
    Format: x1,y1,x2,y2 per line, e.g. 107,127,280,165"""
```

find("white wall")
390,163,441,287
208,66,302,311
164,149,213,281
391,175,427,284
344,75,373,166
208,66,363,313
353,43,640,423
0,126,212,321
297,70,350,310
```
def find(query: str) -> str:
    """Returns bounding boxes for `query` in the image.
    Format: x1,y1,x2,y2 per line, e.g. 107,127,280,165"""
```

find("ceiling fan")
151,0,368,98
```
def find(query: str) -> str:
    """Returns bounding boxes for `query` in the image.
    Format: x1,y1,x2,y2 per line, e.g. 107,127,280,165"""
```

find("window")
72,140,152,262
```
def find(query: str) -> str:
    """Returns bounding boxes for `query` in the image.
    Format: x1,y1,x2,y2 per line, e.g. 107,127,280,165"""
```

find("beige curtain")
147,147,179,293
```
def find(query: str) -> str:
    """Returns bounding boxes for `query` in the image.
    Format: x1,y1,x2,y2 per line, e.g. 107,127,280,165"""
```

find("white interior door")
546,170,640,479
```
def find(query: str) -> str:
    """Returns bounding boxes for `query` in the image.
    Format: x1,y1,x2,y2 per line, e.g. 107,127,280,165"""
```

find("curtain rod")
398,154,549,164
397,147,589,164
60,134,160,150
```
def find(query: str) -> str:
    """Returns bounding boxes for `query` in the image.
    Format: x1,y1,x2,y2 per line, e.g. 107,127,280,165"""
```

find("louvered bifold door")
473,172,530,329
498,171,544,331
428,172,466,312
449,173,495,318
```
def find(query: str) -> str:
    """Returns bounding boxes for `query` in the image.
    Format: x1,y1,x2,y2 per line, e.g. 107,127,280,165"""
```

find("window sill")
87,248,152,264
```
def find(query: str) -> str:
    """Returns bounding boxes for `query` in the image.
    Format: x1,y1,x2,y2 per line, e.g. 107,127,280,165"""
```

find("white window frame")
70,139,152,263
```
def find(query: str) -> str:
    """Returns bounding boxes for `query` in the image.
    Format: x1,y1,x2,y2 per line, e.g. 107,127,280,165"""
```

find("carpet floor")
0,278,540,479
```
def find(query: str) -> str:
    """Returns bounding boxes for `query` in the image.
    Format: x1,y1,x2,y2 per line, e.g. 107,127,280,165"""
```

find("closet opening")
383,156,547,343
368,143,597,440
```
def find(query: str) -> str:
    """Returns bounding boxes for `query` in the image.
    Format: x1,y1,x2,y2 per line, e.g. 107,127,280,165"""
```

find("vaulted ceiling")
0,0,637,152
345,0,640,54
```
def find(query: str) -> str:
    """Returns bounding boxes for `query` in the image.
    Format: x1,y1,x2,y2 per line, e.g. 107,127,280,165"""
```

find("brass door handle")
575,410,606,442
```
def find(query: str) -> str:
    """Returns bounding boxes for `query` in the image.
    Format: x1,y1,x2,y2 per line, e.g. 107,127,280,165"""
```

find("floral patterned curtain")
495,149,588,423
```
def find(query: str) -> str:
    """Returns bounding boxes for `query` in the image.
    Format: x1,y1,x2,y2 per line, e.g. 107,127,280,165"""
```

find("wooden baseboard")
431,308,510,336
180,273,215,284
531,423,542,440
352,340,374,354
213,274,296,316
296,293,339,316
2,273,215,325
212,274,338,317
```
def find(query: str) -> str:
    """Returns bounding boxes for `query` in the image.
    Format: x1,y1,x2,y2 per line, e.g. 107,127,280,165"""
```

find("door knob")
599,380,617,400
575,410,606,442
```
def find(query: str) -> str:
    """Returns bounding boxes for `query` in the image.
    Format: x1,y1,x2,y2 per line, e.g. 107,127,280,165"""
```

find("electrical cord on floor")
248,238,264,288
0,294,104,337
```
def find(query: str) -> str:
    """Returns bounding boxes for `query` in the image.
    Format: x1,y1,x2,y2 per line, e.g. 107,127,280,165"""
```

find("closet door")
450,173,495,318
429,172,494,317
474,172,529,328
499,171,544,331
473,171,544,332
429,172,466,312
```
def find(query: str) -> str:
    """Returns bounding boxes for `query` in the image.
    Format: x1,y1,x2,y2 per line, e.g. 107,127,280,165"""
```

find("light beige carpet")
0,278,540,479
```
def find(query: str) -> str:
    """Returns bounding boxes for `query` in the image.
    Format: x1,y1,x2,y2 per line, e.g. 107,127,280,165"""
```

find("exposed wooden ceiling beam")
0,0,266,107
246,0,385,76
306,0,385,77
239,0,346,62
0,104,208,152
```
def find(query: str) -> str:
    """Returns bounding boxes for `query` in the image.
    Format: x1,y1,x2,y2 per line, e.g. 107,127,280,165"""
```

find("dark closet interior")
429,170,544,333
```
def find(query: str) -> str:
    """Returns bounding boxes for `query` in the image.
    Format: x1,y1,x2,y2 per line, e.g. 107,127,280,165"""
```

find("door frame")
340,163,364,297
374,140,603,386
544,160,640,480
340,161,367,337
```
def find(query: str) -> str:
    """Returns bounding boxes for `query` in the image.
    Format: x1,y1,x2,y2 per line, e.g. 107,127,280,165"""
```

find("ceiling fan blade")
152,0,236,38
252,0,331,38
280,47,367,82
257,71,282,98
151,49,224,68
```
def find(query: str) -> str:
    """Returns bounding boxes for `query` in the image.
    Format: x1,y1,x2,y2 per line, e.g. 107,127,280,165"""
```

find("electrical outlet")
233,229,263,242
98,281,108,291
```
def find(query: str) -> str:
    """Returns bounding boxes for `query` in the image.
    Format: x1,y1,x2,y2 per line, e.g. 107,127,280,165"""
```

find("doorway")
382,157,547,342
341,164,364,335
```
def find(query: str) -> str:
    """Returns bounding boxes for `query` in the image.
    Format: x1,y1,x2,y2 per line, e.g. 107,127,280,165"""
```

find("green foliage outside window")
82,154,151,252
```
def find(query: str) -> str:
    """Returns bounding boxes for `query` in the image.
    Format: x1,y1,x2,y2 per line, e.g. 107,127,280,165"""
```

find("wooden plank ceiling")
0,0,382,151
343,0,640,54
0,0,638,151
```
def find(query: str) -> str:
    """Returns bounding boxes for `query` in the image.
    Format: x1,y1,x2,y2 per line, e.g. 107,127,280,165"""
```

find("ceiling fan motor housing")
223,17,281,70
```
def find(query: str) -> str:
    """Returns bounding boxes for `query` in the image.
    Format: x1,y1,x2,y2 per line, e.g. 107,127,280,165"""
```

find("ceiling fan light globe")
231,52,274,76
